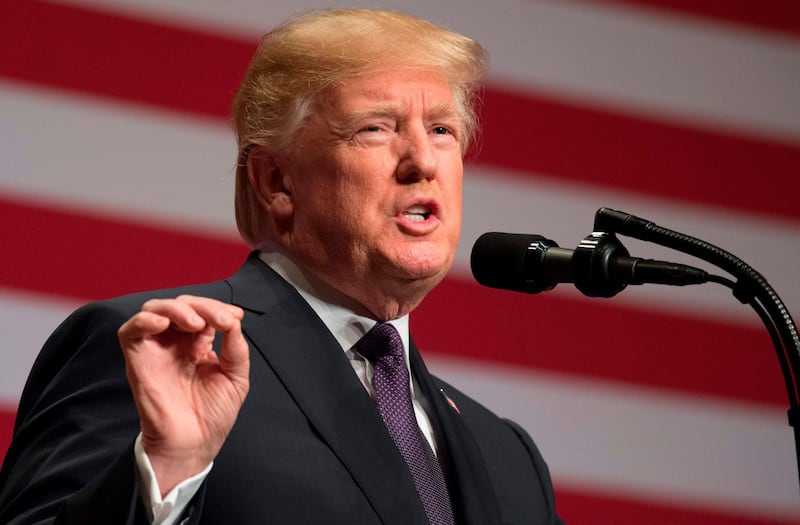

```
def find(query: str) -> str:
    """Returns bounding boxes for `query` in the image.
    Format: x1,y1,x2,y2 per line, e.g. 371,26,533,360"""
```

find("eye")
431,126,451,135
350,121,394,146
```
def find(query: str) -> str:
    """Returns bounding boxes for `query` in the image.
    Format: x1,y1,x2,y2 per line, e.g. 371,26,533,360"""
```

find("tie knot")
355,322,404,362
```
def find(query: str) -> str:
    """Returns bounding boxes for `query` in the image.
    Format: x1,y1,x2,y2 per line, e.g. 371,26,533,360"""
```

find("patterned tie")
355,322,455,525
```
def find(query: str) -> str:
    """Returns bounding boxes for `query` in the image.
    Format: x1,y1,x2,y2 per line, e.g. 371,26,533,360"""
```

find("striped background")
2,0,799,523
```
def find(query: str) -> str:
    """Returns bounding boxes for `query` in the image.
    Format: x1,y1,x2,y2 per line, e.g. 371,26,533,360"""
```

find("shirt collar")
258,251,410,356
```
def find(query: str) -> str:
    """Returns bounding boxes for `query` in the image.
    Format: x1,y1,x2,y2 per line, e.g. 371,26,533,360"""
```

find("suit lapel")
409,342,503,525
227,255,428,525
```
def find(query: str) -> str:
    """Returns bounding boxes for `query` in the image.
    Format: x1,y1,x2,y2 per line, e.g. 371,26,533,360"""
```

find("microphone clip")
572,231,630,298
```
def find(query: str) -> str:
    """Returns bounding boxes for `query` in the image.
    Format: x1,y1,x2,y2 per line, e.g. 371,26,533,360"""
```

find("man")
0,8,564,524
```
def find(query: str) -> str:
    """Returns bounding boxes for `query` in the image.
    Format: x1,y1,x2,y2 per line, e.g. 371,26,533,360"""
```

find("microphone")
470,232,710,297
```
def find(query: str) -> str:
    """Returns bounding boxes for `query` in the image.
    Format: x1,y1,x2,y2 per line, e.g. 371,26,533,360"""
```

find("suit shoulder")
98,279,234,313
48,277,233,359
15,279,233,417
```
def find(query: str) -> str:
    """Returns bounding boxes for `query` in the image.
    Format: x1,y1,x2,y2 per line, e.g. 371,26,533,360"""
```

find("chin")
395,253,452,283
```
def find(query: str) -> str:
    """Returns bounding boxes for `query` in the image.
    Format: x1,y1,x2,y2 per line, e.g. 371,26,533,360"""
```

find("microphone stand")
588,207,800,490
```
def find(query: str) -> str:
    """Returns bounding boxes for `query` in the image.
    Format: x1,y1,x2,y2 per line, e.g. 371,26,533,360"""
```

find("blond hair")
232,8,488,247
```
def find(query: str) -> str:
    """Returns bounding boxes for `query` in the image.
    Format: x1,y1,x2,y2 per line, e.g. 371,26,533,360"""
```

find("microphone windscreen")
470,232,548,291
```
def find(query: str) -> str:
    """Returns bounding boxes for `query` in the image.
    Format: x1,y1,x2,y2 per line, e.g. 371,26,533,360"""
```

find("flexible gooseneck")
593,207,800,489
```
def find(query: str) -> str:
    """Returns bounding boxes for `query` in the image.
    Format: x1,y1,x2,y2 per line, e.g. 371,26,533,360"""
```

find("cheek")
291,157,355,219
446,171,464,216
310,180,381,244
335,161,394,218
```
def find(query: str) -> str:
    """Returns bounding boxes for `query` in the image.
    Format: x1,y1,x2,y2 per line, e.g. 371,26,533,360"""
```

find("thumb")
219,318,250,395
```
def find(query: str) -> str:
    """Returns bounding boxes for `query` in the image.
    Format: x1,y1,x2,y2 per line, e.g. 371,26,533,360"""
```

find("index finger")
137,296,241,334
174,295,244,333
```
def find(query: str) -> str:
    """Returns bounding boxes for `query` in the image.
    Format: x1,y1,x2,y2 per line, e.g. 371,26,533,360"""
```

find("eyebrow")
337,102,462,128
342,105,399,124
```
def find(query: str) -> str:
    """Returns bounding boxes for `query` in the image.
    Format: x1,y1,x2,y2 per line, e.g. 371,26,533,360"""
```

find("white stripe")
0,81,238,237
457,165,800,323
0,290,78,400
51,0,800,141
2,83,797,321
425,354,800,520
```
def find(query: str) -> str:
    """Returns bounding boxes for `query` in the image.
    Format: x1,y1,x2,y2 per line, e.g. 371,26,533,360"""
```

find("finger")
171,296,248,385
219,317,250,394
118,310,172,344
141,298,209,332
176,295,243,320
174,295,245,333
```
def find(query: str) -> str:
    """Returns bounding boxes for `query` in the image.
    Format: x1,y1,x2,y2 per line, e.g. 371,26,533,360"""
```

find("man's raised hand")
118,295,250,496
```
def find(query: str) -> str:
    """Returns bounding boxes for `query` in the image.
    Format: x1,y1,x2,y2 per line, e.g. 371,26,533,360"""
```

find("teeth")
403,205,431,222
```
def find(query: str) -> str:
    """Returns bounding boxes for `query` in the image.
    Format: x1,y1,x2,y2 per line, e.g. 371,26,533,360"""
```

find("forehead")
319,68,458,117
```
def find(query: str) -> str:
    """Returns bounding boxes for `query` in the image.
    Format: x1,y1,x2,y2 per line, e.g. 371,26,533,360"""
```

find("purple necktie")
355,322,455,525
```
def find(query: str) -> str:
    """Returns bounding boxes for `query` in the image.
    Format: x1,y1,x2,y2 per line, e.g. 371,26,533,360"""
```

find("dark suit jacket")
0,253,564,524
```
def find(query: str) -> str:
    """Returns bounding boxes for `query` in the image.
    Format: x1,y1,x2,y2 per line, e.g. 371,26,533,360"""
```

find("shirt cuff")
134,433,213,525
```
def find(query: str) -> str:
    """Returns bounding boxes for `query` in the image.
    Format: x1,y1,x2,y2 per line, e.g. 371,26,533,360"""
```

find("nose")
396,127,437,182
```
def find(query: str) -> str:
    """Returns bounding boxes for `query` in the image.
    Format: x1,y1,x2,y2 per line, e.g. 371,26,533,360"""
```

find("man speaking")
0,8,564,525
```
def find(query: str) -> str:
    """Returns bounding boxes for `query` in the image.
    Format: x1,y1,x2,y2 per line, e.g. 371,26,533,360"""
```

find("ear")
247,149,294,219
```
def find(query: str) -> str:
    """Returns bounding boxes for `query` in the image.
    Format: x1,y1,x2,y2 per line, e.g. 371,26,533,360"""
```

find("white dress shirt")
135,251,437,524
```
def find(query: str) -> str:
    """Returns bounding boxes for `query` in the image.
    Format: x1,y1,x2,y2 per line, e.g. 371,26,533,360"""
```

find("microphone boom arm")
593,207,800,490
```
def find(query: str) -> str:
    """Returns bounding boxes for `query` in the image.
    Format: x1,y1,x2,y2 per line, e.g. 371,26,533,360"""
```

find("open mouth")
402,204,433,222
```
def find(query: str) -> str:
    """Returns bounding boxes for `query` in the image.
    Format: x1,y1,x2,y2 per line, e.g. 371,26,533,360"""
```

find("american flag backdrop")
2,0,799,523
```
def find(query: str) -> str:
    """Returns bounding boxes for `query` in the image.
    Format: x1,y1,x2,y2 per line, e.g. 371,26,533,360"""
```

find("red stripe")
0,195,787,408
2,0,252,120
0,406,15,465
582,0,800,37
557,484,800,525
0,195,250,300
477,87,800,222
3,0,799,222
